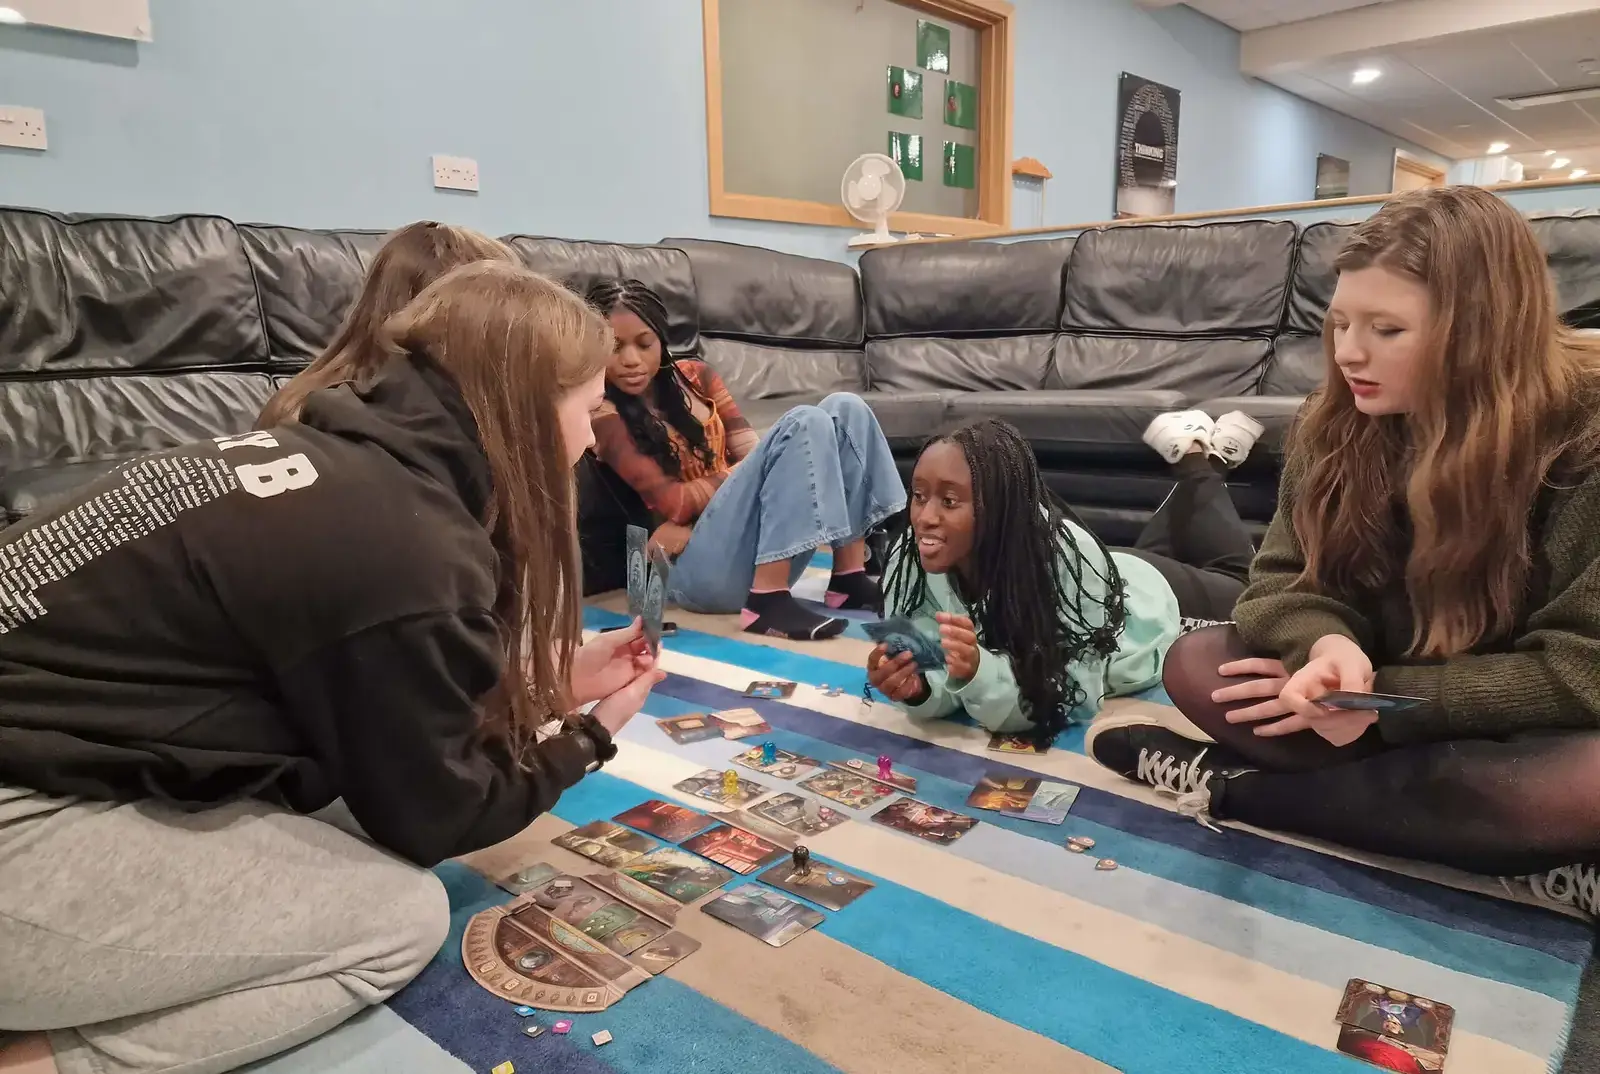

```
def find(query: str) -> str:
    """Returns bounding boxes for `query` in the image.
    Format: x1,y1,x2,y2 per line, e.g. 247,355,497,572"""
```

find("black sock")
825,568,882,612
741,590,847,641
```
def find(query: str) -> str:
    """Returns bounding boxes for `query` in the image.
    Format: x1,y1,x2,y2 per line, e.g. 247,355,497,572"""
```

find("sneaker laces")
1135,746,1223,833
1527,864,1600,918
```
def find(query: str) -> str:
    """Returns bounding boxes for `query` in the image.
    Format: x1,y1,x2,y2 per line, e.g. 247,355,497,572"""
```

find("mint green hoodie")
887,520,1181,734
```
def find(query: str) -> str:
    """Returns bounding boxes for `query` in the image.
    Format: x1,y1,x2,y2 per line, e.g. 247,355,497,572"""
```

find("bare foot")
0,1034,58,1074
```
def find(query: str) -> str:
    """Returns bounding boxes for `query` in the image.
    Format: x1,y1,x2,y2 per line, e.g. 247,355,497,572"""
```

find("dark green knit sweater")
1233,456,1600,744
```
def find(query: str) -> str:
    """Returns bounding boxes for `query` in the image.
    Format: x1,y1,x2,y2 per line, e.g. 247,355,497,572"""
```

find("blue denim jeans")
668,393,905,613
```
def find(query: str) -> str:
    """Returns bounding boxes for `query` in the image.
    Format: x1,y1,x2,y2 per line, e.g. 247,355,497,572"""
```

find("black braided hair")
584,278,716,478
881,418,1129,747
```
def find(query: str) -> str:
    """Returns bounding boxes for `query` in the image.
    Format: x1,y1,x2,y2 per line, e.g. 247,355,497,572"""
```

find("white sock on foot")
1209,411,1264,469
1142,410,1214,464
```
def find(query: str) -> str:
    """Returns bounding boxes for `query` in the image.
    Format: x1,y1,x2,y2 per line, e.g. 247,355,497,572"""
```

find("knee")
1161,625,1252,723
373,869,450,994
819,391,870,419
776,404,833,441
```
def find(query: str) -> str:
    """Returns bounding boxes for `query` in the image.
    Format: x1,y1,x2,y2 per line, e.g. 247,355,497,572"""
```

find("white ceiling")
1181,0,1600,174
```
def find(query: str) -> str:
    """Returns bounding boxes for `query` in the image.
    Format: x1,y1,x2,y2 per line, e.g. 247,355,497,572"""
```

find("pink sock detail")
739,608,761,628
748,587,786,595
831,567,865,577
823,590,849,608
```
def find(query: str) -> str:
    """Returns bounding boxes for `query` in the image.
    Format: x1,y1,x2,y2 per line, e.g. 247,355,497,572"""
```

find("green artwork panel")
917,20,951,73
943,141,976,190
887,66,923,119
944,79,978,130
888,131,924,182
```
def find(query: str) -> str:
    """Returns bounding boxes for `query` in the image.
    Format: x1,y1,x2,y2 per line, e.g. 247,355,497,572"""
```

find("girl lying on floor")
1085,185,1600,919
586,278,906,641
865,410,1265,747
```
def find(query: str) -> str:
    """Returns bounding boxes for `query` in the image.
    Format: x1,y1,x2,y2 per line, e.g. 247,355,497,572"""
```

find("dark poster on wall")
1115,73,1180,219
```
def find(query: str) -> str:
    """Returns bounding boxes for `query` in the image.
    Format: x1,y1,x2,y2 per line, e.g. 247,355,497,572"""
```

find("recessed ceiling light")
0,7,26,24
1572,168,1589,179
1351,67,1381,85
1546,150,1559,157
1488,141,1510,154
1553,157,1571,168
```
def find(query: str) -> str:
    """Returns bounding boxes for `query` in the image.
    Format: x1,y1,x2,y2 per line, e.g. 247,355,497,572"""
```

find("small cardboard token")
492,1063,515,1074
1067,835,1096,849
1066,842,1087,853
523,1025,545,1038
552,1020,572,1035
1095,858,1118,871
592,1030,614,1046
514,1005,536,1016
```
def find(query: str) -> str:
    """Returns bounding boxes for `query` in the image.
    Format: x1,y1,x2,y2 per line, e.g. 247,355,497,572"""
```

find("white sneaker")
1209,411,1264,469
1521,864,1600,919
1142,410,1214,464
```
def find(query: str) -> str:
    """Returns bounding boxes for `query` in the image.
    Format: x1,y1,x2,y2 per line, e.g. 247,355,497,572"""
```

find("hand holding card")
862,616,945,670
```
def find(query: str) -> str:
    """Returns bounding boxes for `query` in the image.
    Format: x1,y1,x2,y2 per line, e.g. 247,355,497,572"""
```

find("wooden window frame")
701,0,1014,237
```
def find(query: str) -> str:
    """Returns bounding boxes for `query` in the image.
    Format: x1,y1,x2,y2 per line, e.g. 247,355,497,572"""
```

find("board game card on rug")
1335,979,1454,1057
1334,1026,1445,1072
986,733,1046,754
708,807,802,850
743,679,796,699
680,823,788,874
966,772,1040,812
827,757,917,792
797,769,896,810
871,797,979,845
674,767,768,807
584,870,681,924
497,861,559,895
613,799,717,842
620,847,735,903
1004,780,1080,825
576,900,642,942
711,707,773,740
626,930,702,974
701,883,825,947
599,914,668,956
757,857,874,911
552,821,660,867
656,714,724,745
750,792,849,835
733,744,822,779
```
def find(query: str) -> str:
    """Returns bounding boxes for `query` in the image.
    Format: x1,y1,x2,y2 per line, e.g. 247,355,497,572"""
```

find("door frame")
1393,151,1447,190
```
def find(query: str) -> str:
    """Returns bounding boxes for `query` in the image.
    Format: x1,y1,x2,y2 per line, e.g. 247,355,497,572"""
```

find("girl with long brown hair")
1086,186,1600,918
0,261,661,1074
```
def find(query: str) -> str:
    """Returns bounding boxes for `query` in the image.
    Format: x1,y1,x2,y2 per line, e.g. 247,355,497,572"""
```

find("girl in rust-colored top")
587,279,905,641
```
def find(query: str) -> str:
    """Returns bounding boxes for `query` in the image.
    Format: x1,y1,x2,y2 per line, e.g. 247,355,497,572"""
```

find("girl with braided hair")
868,414,1264,746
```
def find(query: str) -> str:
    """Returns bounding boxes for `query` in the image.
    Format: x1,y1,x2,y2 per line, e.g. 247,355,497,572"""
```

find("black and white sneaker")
1085,715,1251,832
1516,864,1600,920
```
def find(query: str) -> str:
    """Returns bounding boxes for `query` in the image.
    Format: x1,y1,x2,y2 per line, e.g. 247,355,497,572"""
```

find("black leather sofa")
5,204,1600,594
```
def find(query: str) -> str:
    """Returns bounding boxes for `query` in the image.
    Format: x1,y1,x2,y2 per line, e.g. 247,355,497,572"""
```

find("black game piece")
793,845,811,875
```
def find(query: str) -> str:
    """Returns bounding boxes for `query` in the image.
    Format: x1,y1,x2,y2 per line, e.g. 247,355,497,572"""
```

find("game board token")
592,1030,614,1046
1066,842,1087,853
492,1063,514,1074
1096,858,1118,871
523,1025,544,1038
549,879,573,896
722,769,739,798
1067,835,1096,850
761,741,777,766
793,845,811,874
514,1005,536,1016
802,798,821,824
552,1020,572,1035
876,754,893,781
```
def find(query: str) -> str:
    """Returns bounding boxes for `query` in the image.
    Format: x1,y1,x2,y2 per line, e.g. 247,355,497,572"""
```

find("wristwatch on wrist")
573,713,618,773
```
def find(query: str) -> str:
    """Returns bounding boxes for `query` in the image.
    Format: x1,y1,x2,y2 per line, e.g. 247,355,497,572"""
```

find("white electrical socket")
432,155,479,193
0,106,47,151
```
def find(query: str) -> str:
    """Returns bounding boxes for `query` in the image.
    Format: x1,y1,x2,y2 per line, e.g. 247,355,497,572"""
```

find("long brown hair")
1291,185,1600,657
257,222,514,427
382,261,612,752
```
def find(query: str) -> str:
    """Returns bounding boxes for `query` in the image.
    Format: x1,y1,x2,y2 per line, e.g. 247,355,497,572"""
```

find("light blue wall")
0,0,1446,259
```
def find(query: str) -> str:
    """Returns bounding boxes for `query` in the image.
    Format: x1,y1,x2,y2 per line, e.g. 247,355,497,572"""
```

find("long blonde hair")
258,222,513,427
382,261,612,751
1291,186,1600,657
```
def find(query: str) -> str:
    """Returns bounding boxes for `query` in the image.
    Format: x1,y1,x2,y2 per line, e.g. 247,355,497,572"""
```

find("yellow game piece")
492,1063,515,1074
722,768,739,797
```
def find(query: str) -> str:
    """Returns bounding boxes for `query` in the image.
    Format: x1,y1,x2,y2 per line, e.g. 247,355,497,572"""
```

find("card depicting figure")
621,847,735,903
986,733,1046,754
655,714,725,745
614,799,718,843
797,769,895,810
707,807,801,850
598,914,668,956
750,791,850,835
710,708,773,740
871,796,978,845
966,772,1040,812
643,544,670,655
553,820,660,868
1335,979,1454,1058
757,857,874,911
680,823,788,875
1334,1026,1445,1072
626,930,702,974
743,680,797,699
733,744,823,780
673,768,768,807
1004,780,1080,825
862,615,946,670
701,883,826,947
827,757,918,793
625,525,649,620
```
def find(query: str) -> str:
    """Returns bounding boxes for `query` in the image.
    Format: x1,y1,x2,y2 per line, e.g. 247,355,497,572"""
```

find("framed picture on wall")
1316,154,1350,200
1114,73,1180,219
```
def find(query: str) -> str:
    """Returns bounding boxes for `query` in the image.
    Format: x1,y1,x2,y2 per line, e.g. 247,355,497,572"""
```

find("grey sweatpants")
0,785,449,1074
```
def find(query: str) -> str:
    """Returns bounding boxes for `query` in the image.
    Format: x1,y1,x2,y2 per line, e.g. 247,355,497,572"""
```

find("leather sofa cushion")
1,457,131,522
1531,214,1600,328
1193,394,1306,467
859,237,1074,337
663,238,862,346
1260,335,1325,396
867,336,1052,391
702,339,863,402
1064,221,1296,335
947,388,1188,461
502,236,699,353
1048,336,1268,398
240,225,390,368
1285,221,1356,335
0,209,269,375
861,391,957,447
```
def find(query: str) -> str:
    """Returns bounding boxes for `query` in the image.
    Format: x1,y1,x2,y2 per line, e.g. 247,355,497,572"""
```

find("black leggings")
1116,456,1255,622
1164,625,1600,876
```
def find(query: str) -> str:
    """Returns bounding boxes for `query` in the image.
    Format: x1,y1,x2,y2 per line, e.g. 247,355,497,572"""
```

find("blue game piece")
761,741,777,766
514,1005,536,1017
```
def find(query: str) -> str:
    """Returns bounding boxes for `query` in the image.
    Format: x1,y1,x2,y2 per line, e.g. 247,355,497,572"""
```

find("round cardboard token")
1066,842,1087,853
1067,835,1096,849
1095,858,1118,871
827,872,848,885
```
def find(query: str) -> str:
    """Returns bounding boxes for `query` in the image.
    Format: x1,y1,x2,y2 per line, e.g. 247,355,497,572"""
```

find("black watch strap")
575,713,619,769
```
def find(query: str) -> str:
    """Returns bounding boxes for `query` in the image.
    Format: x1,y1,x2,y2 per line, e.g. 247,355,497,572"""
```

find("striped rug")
246,557,1594,1074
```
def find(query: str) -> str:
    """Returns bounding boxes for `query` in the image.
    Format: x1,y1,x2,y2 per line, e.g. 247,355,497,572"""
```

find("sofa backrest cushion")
1048,337,1268,397
1530,213,1600,329
1260,335,1325,396
867,337,1052,392
1064,220,1296,335
501,236,699,353
662,237,863,347
240,225,390,370
859,236,1074,338
1285,221,1356,335
0,209,268,375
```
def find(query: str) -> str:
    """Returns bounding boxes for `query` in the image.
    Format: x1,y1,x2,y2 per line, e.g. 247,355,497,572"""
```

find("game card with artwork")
966,772,1040,812
871,797,978,845
750,791,849,835
627,930,701,974
711,708,773,740
674,768,768,807
732,744,822,780
986,733,1046,754
625,525,648,619
797,769,895,810
656,714,723,745
679,823,787,874
1005,780,1079,825
621,847,735,903
552,820,659,868
757,857,874,911
701,884,825,947
613,799,717,843
1335,1025,1445,1071
1335,979,1454,1059
496,861,559,895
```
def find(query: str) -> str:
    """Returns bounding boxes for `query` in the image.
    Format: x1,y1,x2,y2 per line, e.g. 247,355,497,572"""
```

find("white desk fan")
842,153,906,249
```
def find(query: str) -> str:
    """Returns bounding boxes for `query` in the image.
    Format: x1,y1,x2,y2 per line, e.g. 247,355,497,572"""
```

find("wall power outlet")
0,106,47,151
432,155,479,192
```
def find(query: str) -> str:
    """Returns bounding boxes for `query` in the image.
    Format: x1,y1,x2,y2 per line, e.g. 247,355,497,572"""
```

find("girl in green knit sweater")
1088,185,1600,919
